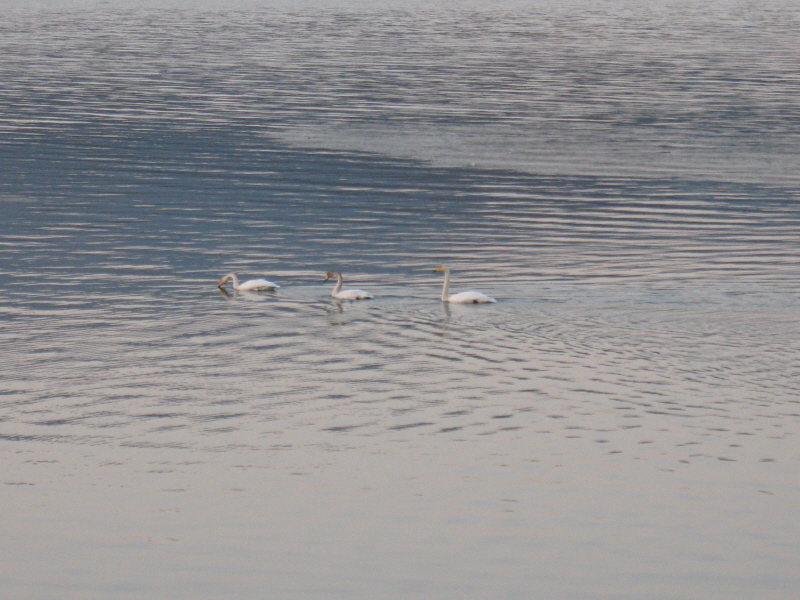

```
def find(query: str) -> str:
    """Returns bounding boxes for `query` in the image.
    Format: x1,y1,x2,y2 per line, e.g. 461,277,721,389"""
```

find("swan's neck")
230,274,240,290
331,272,343,297
440,269,451,301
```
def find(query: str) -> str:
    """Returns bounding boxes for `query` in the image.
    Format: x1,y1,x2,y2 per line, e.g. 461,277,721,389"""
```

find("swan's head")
433,265,449,274
217,274,233,288
324,270,339,282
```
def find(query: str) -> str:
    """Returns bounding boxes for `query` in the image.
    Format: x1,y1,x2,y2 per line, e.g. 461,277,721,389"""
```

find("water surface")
1,1,799,599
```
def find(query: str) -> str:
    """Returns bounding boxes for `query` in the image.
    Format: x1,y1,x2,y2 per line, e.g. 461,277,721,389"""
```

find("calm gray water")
1,1,799,599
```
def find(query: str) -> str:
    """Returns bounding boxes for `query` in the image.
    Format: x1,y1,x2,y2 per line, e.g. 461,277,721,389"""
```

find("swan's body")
325,270,373,300
434,265,496,303
218,273,279,291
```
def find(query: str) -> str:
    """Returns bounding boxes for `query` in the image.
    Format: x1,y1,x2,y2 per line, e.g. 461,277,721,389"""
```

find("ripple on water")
1,4,799,597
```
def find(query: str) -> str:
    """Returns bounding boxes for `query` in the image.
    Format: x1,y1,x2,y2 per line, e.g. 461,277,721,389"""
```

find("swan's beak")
323,276,330,282
433,266,444,273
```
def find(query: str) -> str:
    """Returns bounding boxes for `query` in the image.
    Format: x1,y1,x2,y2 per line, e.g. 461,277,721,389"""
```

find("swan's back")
238,278,279,291
447,290,496,304
334,289,373,300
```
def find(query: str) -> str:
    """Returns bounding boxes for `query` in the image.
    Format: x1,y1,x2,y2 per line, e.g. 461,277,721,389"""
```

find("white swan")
218,273,279,291
324,270,373,300
433,265,496,303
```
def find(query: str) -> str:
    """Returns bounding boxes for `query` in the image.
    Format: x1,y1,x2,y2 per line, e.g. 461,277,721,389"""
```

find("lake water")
1,1,799,598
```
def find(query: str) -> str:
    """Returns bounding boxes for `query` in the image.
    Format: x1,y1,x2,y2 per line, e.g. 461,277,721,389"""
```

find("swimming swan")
433,265,496,303
324,270,373,300
218,273,280,291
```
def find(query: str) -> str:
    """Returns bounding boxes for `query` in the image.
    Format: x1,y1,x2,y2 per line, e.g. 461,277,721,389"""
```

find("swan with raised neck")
324,270,373,300
433,265,496,303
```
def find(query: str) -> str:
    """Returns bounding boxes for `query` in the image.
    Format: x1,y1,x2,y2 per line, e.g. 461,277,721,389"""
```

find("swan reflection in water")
218,288,271,302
